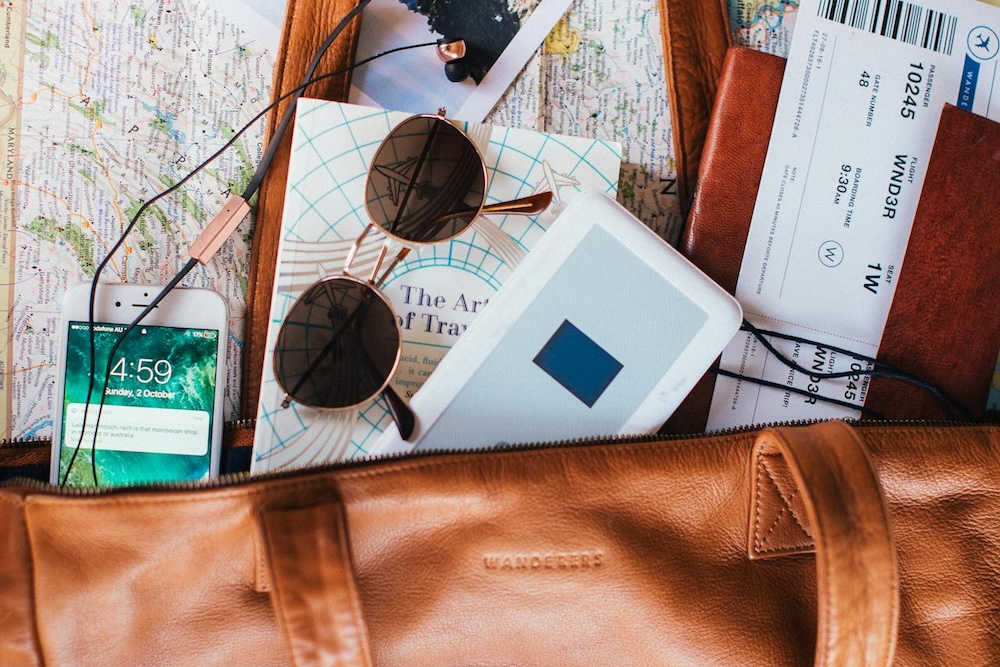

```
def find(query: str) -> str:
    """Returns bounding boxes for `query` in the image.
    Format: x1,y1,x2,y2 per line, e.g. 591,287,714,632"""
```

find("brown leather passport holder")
666,47,1000,432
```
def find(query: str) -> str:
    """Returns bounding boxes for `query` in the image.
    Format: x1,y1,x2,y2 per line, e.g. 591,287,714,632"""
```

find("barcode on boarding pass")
816,0,958,55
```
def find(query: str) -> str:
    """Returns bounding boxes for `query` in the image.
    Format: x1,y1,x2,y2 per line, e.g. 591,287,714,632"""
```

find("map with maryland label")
0,0,273,439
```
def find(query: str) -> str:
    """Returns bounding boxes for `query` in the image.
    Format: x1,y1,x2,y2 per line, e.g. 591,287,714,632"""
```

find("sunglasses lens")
366,115,486,243
274,279,400,410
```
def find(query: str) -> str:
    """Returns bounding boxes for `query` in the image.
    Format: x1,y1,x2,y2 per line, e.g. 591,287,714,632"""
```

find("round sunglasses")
272,113,551,440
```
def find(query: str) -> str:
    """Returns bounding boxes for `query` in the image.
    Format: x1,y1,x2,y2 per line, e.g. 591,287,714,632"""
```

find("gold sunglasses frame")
273,113,551,440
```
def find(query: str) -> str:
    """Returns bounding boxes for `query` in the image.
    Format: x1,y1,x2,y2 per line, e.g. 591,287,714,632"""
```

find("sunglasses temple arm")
344,223,377,275
382,386,416,440
429,191,554,228
373,247,411,289
374,191,550,280
479,191,553,216
372,191,546,283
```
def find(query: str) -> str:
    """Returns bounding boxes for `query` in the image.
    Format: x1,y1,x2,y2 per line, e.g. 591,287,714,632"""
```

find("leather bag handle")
751,421,900,667
260,502,374,667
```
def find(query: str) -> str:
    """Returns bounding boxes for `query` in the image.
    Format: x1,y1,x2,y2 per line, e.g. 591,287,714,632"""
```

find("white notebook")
373,191,743,456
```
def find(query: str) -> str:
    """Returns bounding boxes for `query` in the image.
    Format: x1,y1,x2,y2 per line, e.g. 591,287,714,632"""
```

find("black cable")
737,318,973,421
63,4,444,486
712,367,887,419
243,0,373,199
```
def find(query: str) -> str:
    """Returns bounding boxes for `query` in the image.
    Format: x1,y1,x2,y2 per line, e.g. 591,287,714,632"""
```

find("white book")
251,99,622,473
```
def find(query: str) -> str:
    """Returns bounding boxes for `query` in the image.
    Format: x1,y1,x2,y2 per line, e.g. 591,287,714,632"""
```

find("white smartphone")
50,283,228,488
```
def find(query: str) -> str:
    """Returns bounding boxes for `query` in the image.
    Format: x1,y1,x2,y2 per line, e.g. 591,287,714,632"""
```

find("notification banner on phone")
707,0,1000,430
62,404,210,456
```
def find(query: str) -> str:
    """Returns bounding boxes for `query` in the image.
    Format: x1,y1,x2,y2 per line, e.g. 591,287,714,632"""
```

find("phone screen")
56,321,221,488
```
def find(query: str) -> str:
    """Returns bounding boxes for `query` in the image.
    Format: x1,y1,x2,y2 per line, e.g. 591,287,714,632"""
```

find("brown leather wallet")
667,48,1000,431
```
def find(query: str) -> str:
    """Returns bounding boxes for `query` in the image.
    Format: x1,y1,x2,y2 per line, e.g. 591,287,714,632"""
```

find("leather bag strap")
657,0,731,215
260,503,373,667
243,0,362,416
751,422,900,667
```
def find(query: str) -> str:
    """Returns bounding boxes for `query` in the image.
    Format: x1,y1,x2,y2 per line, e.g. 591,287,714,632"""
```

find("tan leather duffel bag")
3,420,1000,666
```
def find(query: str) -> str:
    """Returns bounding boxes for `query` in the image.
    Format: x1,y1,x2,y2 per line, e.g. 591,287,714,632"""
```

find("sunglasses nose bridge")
373,246,411,290
343,223,377,276
366,243,391,285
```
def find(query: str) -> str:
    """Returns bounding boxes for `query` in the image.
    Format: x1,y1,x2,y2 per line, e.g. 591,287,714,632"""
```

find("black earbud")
444,60,471,83
436,38,470,83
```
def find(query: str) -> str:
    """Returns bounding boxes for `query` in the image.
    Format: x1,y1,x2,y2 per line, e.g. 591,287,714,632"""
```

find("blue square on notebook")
533,320,623,408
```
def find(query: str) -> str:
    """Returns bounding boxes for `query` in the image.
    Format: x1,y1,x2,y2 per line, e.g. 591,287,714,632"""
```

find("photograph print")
349,0,571,120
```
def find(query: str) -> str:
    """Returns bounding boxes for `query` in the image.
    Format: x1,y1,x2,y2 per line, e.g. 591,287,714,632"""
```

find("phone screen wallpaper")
57,322,220,488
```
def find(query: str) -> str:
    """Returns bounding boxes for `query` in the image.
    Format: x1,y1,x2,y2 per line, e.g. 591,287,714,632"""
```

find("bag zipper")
0,419,703,495
0,418,258,450
3,415,997,496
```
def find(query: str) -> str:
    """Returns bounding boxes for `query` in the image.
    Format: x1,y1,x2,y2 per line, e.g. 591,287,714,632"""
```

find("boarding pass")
707,0,1000,429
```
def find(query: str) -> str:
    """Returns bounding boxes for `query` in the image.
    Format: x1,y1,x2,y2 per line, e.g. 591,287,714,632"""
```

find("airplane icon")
976,33,992,51
373,158,435,206
533,161,580,212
